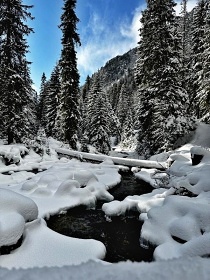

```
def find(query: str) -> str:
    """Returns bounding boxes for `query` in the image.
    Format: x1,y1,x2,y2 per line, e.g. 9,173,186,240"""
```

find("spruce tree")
38,73,48,129
198,1,210,121
179,0,192,93
190,0,207,118
82,75,91,102
121,107,134,150
136,0,195,157
58,0,81,149
86,75,111,154
180,0,188,71
79,75,92,140
0,0,35,143
108,83,119,111
45,65,61,137
116,84,128,128
135,6,157,157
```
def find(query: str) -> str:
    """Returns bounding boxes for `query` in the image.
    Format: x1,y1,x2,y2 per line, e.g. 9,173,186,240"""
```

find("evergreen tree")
79,75,92,139
108,83,119,111
37,73,48,128
81,75,91,102
53,100,65,141
105,90,121,142
136,0,195,157
179,0,192,93
135,6,157,157
116,84,129,128
0,0,35,143
24,75,39,139
45,65,61,137
190,0,207,117
58,0,81,149
198,1,210,121
120,107,135,150
86,75,111,154
115,82,135,143
180,0,188,70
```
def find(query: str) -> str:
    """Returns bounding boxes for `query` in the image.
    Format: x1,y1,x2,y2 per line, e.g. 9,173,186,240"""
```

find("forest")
1,0,210,277
0,0,209,158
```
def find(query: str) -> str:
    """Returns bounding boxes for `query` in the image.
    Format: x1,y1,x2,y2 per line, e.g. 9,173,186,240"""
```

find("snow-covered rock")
0,188,38,222
0,189,38,247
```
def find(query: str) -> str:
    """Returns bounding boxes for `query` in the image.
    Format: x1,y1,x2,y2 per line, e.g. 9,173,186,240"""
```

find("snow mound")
102,188,167,217
0,189,38,247
0,188,38,221
0,212,25,247
86,178,114,201
141,195,210,260
0,219,106,269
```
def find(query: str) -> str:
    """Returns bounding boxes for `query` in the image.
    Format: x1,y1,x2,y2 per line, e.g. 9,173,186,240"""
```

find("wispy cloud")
77,4,144,85
88,12,106,35
120,5,144,46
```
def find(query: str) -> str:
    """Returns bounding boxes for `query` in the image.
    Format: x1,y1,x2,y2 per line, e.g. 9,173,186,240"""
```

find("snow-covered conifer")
37,73,48,129
190,0,207,117
117,85,129,129
0,0,35,143
45,65,61,137
136,0,195,157
179,0,192,94
86,75,111,154
120,107,135,150
58,0,81,149
198,1,210,122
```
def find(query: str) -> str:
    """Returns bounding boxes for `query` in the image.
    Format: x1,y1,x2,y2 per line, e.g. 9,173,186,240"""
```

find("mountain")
81,47,138,113
96,47,138,88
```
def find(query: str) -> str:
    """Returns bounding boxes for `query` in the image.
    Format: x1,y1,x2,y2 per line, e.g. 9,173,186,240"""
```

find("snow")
103,123,210,263
0,140,120,269
0,219,106,269
0,188,38,221
102,188,166,218
141,195,210,260
0,189,38,247
0,212,25,247
56,147,167,169
1,124,210,277
1,257,210,280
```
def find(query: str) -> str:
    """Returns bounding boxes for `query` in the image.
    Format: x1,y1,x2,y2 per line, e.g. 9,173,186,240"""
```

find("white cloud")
120,5,144,45
88,12,106,36
77,5,145,85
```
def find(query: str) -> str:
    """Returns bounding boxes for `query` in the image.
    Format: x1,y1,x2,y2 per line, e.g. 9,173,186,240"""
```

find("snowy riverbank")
1,123,210,278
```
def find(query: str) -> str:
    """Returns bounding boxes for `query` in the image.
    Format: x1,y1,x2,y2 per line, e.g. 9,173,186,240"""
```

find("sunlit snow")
1,123,210,279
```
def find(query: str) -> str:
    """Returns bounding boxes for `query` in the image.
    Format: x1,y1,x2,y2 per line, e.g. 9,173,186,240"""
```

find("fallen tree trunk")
56,148,167,170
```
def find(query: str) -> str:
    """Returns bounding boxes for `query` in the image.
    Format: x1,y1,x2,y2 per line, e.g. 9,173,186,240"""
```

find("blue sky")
24,0,197,92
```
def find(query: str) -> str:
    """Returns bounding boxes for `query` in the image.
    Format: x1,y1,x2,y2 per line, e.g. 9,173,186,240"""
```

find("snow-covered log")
55,148,167,169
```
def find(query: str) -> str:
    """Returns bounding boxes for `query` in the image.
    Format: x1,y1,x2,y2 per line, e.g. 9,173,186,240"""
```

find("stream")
46,171,155,263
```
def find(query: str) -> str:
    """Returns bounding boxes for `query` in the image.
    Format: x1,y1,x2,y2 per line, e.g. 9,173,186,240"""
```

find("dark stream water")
46,171,155,263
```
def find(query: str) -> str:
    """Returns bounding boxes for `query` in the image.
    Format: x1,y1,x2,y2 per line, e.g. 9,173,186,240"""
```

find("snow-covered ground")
1,257,210,280
1,123,210,279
